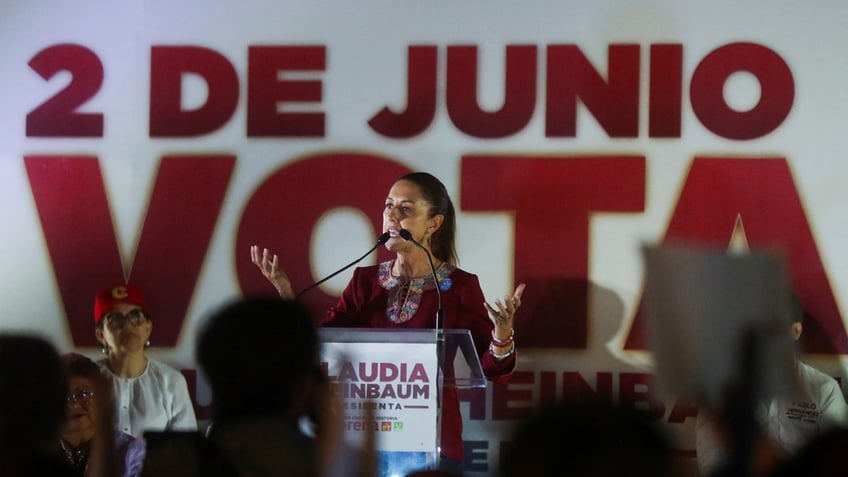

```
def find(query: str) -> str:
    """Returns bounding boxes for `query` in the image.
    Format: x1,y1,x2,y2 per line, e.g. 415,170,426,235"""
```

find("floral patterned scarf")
378,260,455,323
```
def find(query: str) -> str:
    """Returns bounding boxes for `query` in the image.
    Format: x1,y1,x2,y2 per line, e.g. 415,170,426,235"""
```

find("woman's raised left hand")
484,283,525,339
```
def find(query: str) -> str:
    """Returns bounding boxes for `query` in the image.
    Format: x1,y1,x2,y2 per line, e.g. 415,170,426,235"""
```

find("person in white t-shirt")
696,291,848,475
762,293,848,453
93,284,197,439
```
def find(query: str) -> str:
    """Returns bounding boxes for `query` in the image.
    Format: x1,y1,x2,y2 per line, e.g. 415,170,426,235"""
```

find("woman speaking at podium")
250,171,524,472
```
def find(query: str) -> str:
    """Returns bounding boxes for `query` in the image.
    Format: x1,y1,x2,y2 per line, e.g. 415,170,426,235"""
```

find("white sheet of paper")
643,244,796,409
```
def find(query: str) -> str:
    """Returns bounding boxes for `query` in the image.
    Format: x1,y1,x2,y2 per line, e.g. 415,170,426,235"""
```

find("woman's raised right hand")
250,245,296,299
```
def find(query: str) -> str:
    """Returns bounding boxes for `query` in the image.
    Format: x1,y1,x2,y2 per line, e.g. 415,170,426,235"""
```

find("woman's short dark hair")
196,297,319,423
396,172,458,264
61,353,108,384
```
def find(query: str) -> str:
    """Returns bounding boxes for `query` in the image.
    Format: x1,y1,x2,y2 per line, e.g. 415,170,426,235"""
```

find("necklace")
400,280,412,307
59,438,91,471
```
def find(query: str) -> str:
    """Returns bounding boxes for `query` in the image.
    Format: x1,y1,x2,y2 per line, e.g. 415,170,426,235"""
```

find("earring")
100,345,108,355
145,340,151,348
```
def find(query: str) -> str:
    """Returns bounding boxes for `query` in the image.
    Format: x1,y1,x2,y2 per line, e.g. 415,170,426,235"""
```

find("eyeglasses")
67,389,95,405
102,309,148,329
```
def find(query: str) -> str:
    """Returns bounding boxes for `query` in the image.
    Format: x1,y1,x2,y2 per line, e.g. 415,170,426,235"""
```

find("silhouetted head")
499,399,671,477
0,335,67,450
197,297,320,423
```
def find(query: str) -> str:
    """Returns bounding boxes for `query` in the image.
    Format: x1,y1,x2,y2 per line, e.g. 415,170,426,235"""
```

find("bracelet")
491,328,515,347
489,341,515,359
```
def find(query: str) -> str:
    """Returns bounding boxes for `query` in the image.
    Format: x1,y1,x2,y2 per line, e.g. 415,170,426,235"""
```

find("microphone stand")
399,229,445,468
398,229,444,326
295,232,390,299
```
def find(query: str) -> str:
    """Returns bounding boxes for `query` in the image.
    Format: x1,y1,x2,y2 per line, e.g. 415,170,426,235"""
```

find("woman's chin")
117,340,147,354
63,416,94,435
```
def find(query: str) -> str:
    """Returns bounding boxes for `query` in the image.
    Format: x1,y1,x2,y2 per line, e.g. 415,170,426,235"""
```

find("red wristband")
491,328,515,347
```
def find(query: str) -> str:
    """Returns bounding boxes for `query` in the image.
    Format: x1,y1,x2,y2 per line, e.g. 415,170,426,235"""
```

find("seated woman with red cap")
93,284,197,439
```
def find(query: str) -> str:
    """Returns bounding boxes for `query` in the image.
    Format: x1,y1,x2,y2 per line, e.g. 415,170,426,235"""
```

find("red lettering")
648,44,683,137
446,45,537,138
247,46,325,137
379,363,398,382
625,158,847,354
546,44,640,137
27,44,104,137
359,362,378,382
337,362,358,382
472,369,705,424
690,43,794,140
235,153,410,316
464,440,490,473
149,46,239,137
25,155,234,346
563,371,613,403
368,46,438,138
457,388,487,420
619,372,665,420
408,363,429,383
370,42,791,140
539,371,557,406
461,155,645,348
492,371,535,420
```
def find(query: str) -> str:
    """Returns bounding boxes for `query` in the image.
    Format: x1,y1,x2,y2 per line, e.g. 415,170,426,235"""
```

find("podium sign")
321,338,439,452
320,328,485,475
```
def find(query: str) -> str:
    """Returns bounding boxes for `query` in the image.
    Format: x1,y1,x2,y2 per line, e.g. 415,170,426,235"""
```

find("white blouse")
99,358,198,439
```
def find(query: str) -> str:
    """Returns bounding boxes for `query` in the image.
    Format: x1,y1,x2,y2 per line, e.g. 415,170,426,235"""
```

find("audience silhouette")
0,335,76,477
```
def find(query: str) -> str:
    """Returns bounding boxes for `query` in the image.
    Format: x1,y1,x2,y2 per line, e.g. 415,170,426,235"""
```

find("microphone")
399,229,444,331
295,232,390,299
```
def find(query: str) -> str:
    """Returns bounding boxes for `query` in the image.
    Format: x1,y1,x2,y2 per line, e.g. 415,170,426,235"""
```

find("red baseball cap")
93,284,146,325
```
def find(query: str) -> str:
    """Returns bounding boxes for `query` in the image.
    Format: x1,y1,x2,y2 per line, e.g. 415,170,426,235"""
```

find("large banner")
3,1,848,474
